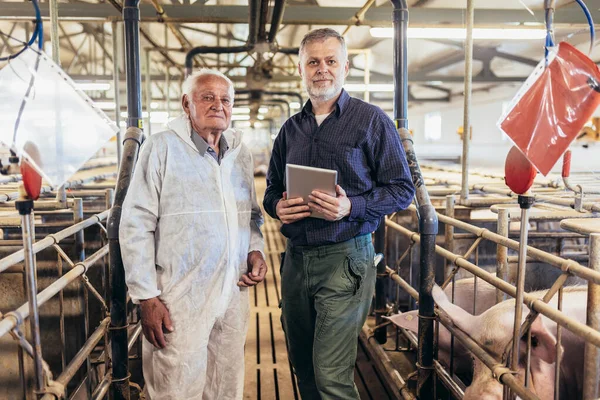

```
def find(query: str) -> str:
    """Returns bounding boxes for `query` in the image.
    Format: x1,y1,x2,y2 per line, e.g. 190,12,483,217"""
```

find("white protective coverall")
119,115,264,400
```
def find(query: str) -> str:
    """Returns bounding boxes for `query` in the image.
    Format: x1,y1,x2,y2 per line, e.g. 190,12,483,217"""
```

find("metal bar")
108,126,144,400
268,0,286,43
583,233,600,400
460,0,474,201
444,195,455,280
436,308,539,400
554,287,563,400
50,0,60,63
509,198,532,398
112,21,123,166
0,210,109,274
40,318,111,400
374,223,387,344
342,0,376,36
360,325,416,400
431,206,600,285
0,246,109,339
91,373,111,400
385,218,600,348
18,201,44,394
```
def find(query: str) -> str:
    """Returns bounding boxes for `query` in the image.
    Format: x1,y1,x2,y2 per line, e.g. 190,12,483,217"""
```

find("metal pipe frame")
267,0,286,43
0,246,108,339
583,233,600,400
390,1,438,396
0,210,109,274
360,325,416,400
40,318,111,400
387,268,538,399
460,0,474,201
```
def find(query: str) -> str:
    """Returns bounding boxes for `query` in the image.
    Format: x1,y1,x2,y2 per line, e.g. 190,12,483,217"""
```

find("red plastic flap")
500,42,600,176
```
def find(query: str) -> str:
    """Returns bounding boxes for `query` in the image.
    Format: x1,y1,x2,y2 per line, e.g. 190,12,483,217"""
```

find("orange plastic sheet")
498,42,600,176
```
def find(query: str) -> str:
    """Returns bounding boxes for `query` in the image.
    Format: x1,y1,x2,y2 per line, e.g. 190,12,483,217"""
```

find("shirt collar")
301,88,350,119
190,129,229,156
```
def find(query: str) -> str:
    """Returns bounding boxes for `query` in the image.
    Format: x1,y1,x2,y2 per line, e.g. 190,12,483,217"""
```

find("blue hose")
575,0,595,54
0,0,42,61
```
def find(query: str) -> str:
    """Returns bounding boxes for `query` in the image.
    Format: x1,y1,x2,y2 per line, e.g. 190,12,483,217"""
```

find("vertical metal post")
509,195,534,399
460,0,474,201
374,222,387,344
583,233,600,400
49,0,67,208
165,25,171,118
364,49,370,103
16,200,44,395
496,208,509,304
49,0,60,62
112,21,123,167
109,1,144,398
145,49,152,136
444,195,455,280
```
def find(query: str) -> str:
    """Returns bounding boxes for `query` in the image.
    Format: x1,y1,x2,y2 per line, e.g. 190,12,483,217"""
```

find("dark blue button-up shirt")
263,89,415,246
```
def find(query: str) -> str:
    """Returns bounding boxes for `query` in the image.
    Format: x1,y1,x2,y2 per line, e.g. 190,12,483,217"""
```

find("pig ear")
386,310,419,333
527,316,557,364
432,284,477,335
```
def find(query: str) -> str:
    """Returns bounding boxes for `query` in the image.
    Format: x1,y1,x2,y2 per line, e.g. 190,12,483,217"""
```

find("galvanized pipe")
583,233,600,400
268,0,286,43
509,196,534,397
360,325,416,400
91,373,111,400
17,200,44,394
496,208,509,304
40,318,111,400
108,126,144,400
444,195,455,280
112,20,123,166
386,218,600,348
0,210,109,274
49,0,60,63
460,0,474,201
123,0,143,130
430,206,600,285
0,246,109,339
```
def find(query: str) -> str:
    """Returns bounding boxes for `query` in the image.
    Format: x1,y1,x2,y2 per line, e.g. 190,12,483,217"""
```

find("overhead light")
236,121,252,128
232,115,250,121
370,27,547,40
257,115,265,120
233,107,250,114
289,102,301,110
76,82,111,91
94,101,116,110
344,83,394,92
259,107,269,114
151,102,159,109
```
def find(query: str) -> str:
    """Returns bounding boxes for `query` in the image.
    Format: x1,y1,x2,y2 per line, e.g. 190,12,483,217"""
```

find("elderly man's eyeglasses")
200,94,233,108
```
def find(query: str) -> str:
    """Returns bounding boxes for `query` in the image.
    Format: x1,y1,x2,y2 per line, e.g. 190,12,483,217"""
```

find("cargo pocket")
344,255,368,296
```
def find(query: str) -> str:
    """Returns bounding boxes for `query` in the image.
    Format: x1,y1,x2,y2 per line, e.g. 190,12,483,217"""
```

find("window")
424,112,442,141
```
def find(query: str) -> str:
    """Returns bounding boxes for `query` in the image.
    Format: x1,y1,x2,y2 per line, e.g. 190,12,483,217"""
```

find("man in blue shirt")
263,28,414,400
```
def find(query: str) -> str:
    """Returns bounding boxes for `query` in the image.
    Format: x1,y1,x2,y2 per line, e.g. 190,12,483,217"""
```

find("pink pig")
432,285,588,399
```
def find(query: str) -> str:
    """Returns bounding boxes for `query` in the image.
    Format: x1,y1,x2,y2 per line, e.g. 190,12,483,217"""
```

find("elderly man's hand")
139,297,174,349
276,192,311,224
308,185,352,221
238,251,268,287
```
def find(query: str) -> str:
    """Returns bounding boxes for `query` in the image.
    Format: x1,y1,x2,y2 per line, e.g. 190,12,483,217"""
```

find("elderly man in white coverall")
119,68,267,400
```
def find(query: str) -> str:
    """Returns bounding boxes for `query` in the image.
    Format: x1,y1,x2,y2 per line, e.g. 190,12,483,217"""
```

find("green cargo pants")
280,234,376,400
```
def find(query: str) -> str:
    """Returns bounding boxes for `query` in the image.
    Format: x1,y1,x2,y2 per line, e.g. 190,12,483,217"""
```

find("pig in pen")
380,204,600,400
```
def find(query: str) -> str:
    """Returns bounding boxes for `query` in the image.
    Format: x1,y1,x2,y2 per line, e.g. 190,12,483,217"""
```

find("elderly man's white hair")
181,69,235,99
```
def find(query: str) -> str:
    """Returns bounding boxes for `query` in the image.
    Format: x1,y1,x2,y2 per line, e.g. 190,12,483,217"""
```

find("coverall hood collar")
166,114,242,153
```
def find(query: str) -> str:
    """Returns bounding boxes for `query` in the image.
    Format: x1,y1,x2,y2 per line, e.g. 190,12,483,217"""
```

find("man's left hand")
308,185,352,221
238,251,268,287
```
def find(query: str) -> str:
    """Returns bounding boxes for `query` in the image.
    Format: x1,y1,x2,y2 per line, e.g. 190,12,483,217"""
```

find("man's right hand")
139,297,174,349
276,192,311,224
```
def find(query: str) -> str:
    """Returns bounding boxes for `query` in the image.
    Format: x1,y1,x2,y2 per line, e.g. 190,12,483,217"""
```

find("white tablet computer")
286,163,338,219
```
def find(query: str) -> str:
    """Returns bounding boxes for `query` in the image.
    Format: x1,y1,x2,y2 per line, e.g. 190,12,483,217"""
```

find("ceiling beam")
0,4,596,26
